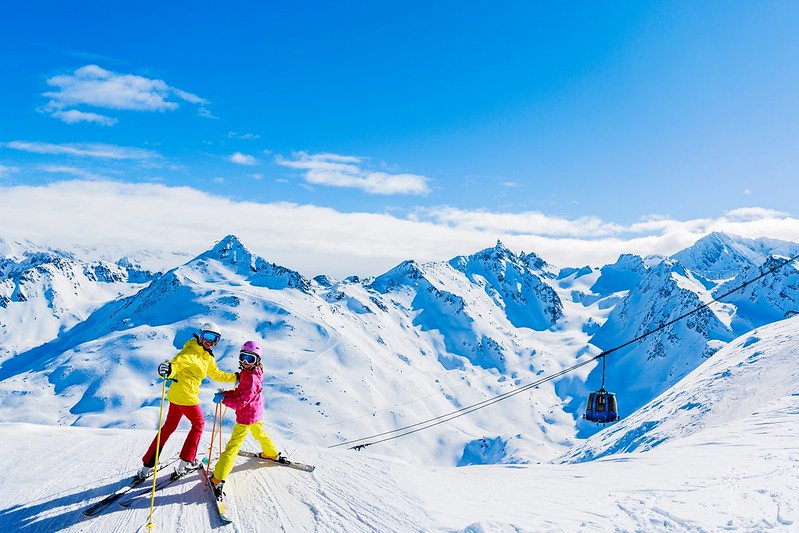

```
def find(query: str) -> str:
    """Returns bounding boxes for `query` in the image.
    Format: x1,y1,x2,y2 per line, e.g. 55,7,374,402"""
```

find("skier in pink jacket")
210,340,282,497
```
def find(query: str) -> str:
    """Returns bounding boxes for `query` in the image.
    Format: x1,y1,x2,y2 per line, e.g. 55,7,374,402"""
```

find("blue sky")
2,2,799,276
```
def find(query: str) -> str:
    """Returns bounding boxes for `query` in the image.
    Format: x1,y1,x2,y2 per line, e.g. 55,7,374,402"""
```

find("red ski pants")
142,402,205,467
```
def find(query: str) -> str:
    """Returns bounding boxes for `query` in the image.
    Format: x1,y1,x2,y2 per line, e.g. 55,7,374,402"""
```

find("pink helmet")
240,340,262,364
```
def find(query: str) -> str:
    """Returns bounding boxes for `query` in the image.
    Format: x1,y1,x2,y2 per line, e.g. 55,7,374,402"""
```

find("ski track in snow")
1,395,798,533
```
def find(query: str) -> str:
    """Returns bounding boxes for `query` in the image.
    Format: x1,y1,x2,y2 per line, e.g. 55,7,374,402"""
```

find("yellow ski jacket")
165,336,237,406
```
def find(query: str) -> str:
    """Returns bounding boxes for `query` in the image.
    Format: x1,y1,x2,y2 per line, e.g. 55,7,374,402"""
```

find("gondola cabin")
583,387,619,424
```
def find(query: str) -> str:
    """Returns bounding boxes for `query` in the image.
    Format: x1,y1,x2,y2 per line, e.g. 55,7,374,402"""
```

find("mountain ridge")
1,231,798,466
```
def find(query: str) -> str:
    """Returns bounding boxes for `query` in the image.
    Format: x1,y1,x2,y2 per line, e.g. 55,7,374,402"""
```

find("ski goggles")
200,330,221,344
239,350,259,364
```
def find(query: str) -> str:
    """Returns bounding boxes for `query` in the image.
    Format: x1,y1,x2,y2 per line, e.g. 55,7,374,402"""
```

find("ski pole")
219,406,228,450
205,403,220,478
146,376,168,531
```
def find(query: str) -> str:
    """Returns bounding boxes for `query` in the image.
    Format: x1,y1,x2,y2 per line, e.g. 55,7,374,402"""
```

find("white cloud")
42,64,208,124
39,165,108,181
227,131,261,140
414,207,625,237
0,165,20,178
198,107,217,119
229,152,257,165
723,207,789,222
276,151,431,195
1,180,798,279
1,141,158,160
49,109,117,126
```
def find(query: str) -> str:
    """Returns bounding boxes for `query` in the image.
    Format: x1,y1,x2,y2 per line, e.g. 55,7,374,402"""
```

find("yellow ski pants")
213,421,279,481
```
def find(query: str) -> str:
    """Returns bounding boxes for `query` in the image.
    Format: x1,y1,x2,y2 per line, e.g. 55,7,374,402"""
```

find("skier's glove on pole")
158,361,172,378
213,390,224,404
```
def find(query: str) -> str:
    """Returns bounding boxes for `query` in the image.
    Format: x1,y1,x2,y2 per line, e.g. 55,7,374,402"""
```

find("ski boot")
171,458,201,480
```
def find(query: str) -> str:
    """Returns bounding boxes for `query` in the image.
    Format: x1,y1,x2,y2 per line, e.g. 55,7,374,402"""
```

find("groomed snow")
1,399,796,532
2,318,798,531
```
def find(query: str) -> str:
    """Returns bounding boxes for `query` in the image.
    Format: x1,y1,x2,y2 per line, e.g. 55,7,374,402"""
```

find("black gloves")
158,361,172,378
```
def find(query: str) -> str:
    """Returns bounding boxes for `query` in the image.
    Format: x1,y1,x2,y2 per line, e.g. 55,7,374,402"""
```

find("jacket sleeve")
165,347,191,379
222,371,258,410
207,357,237,383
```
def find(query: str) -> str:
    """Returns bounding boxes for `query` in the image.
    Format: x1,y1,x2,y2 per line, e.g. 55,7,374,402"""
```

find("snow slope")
561,315,799,463
0,240,154,360
1,316,798,531
0,236,589,465
2,231,799,470
671,232,799,280
0,410,795,531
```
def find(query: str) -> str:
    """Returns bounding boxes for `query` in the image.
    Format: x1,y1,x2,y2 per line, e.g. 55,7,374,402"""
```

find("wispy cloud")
39,165,108,181
276,151,431,195
198,107,217,119
1,180,797,278
1,141,158,160
0,164,20,178
42,64,208,125
229,152,257,165
49,109,117,126
227,131,261,140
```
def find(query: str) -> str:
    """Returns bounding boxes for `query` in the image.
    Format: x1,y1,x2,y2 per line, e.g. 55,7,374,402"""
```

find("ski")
236,451,315,472
82,457,179,517
197,467,233,524
117,462,201,508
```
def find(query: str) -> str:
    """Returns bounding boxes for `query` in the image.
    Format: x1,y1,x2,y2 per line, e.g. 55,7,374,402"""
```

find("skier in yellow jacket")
137,322,238,480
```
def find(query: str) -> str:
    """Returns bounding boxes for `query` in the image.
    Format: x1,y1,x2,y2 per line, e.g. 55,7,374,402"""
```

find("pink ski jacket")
221,365,264,425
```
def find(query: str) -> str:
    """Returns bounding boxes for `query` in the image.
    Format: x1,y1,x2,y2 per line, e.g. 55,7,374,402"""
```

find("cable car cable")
331,252,799,450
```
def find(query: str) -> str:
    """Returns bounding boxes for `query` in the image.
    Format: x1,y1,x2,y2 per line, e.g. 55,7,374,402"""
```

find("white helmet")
200,321,222,335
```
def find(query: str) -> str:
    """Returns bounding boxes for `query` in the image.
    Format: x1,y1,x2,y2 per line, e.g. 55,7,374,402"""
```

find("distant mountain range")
1,231,797,465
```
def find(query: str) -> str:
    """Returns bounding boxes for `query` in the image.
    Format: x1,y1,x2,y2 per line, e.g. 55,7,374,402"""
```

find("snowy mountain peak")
312,274,335,287
457,242,555,278
5,232,799,486
471,240,516,264
202,234,255,266
370,259,426,292
0,245,156,358
590,253,646,295
449,243,564,330
190,235,310,291
671,231,799,279
520,250,551,276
